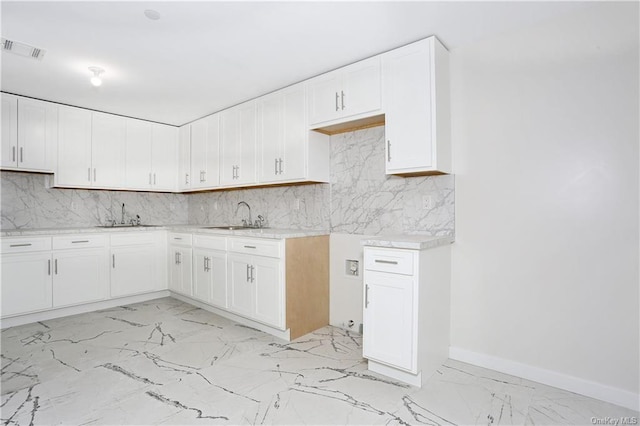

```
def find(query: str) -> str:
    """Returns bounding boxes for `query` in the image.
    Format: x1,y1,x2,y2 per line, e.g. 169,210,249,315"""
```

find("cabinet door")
363,272,416,372
209,250,227,309
169,246,192,296
281,85,306,181
190,114,220,189
384,39,433,173
193,249,211,303
125,119,153,189
178,125,191,190
341,56,382,119
151,124,178,191
253,256,284,329
307,71,341,126
1,252,52,316
92,112,126,188
227,254,253,318
1,93,18,169
221,102,256,186
17,97,57,171
257,93,283,183
55,105,92,187
53,248,108,307
110,246,158,298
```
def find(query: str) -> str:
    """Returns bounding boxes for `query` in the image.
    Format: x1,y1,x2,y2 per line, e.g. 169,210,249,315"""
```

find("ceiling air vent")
1,38,46,60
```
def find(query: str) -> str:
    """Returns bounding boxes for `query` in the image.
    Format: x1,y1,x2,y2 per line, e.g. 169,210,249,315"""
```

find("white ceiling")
1,1,589,126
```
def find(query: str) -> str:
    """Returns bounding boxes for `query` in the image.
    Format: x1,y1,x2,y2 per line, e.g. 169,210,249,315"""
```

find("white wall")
450,2,639,409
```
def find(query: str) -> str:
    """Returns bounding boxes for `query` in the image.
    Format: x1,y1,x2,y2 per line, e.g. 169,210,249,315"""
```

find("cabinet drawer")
193,234,226,251
228,237,282,258
168,232,192,246
53,234,107,250
111,232,157,247
364,248,415,275
1,237,51,253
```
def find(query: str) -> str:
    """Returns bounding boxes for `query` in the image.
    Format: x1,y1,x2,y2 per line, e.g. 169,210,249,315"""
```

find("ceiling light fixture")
88,66,104,87
144,9,161,20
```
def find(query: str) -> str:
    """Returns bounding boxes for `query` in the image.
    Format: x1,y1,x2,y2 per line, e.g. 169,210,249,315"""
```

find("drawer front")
193,234,226,251
228,237,282,258
168,232,192,246
364,247,415,275
1,237,52,253
111,232,158,247
53,234,107,250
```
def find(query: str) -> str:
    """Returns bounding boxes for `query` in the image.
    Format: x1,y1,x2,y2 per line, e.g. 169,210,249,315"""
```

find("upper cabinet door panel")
17,97,57,172
341,56,382,119
91,112,126,188
281,85,306,181
125,119,153,189
307,71,342,126
55,105,92,187
257,92,283,183
151,124,178,191
1,94,18,169
220,102,256,186
178,125,191,190
191,113,220,189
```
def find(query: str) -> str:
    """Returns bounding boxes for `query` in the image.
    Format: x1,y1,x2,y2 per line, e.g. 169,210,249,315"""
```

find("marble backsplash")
188,183,330,230
1,126,454,235
0,171,189,229
330,126,454,236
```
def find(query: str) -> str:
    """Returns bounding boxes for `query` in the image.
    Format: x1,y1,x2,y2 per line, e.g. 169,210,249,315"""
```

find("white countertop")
0,225,329,239
362,234,454,250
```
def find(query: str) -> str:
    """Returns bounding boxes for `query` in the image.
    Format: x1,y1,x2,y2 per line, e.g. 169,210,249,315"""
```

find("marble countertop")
0,225,329,239
362,234,454,250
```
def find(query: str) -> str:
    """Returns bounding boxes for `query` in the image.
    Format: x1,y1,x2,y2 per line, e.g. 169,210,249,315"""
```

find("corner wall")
449,2,639,408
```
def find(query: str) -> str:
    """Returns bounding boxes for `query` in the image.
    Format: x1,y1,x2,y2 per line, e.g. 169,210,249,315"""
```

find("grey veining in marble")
1,171,189,230
188,183,331,230
2,297,636,425
330,126,455,236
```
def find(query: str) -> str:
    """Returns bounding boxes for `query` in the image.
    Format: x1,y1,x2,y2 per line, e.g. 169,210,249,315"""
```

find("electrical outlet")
70,201,78,211
422,195,433,210
213,201,219,210
292,198,300,210
345,259,359,276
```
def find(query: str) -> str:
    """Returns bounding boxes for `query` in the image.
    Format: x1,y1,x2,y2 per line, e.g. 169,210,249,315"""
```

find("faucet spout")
236,201,252,227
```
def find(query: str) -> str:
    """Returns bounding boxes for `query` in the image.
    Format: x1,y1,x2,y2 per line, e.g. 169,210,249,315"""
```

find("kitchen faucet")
236,201,252,227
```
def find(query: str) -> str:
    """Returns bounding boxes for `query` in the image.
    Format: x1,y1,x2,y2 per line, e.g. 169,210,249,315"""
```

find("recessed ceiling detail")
1,37,46,60
144,9,161,21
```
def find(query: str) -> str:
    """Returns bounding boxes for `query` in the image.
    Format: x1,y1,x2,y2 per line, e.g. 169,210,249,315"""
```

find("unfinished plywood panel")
286,235,329,339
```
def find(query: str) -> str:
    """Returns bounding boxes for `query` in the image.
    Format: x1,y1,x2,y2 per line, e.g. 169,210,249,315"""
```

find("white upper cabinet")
308,56,382,127
124,119,153,189
257,83,329,184
190,113,220,189
2,94,57,172
177,124,191,191
124,119,178,191
220,101,257,186
383,37,451,176
92,112,126,188
55,105,93,188
150,124,178,191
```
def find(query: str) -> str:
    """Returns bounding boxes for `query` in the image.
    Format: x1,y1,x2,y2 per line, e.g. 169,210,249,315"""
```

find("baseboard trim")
0,290,171,329
449,346,639,412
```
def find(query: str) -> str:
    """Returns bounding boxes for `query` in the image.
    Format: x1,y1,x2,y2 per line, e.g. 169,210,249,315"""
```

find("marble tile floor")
1,297,637,425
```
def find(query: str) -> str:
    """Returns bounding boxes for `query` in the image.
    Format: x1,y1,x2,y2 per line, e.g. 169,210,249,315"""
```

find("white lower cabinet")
168,233,193,296
192,234,227,308
362,244,451,387
110,232,163,298
1,251,53,316
227,252,283,329
51,235,109,308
